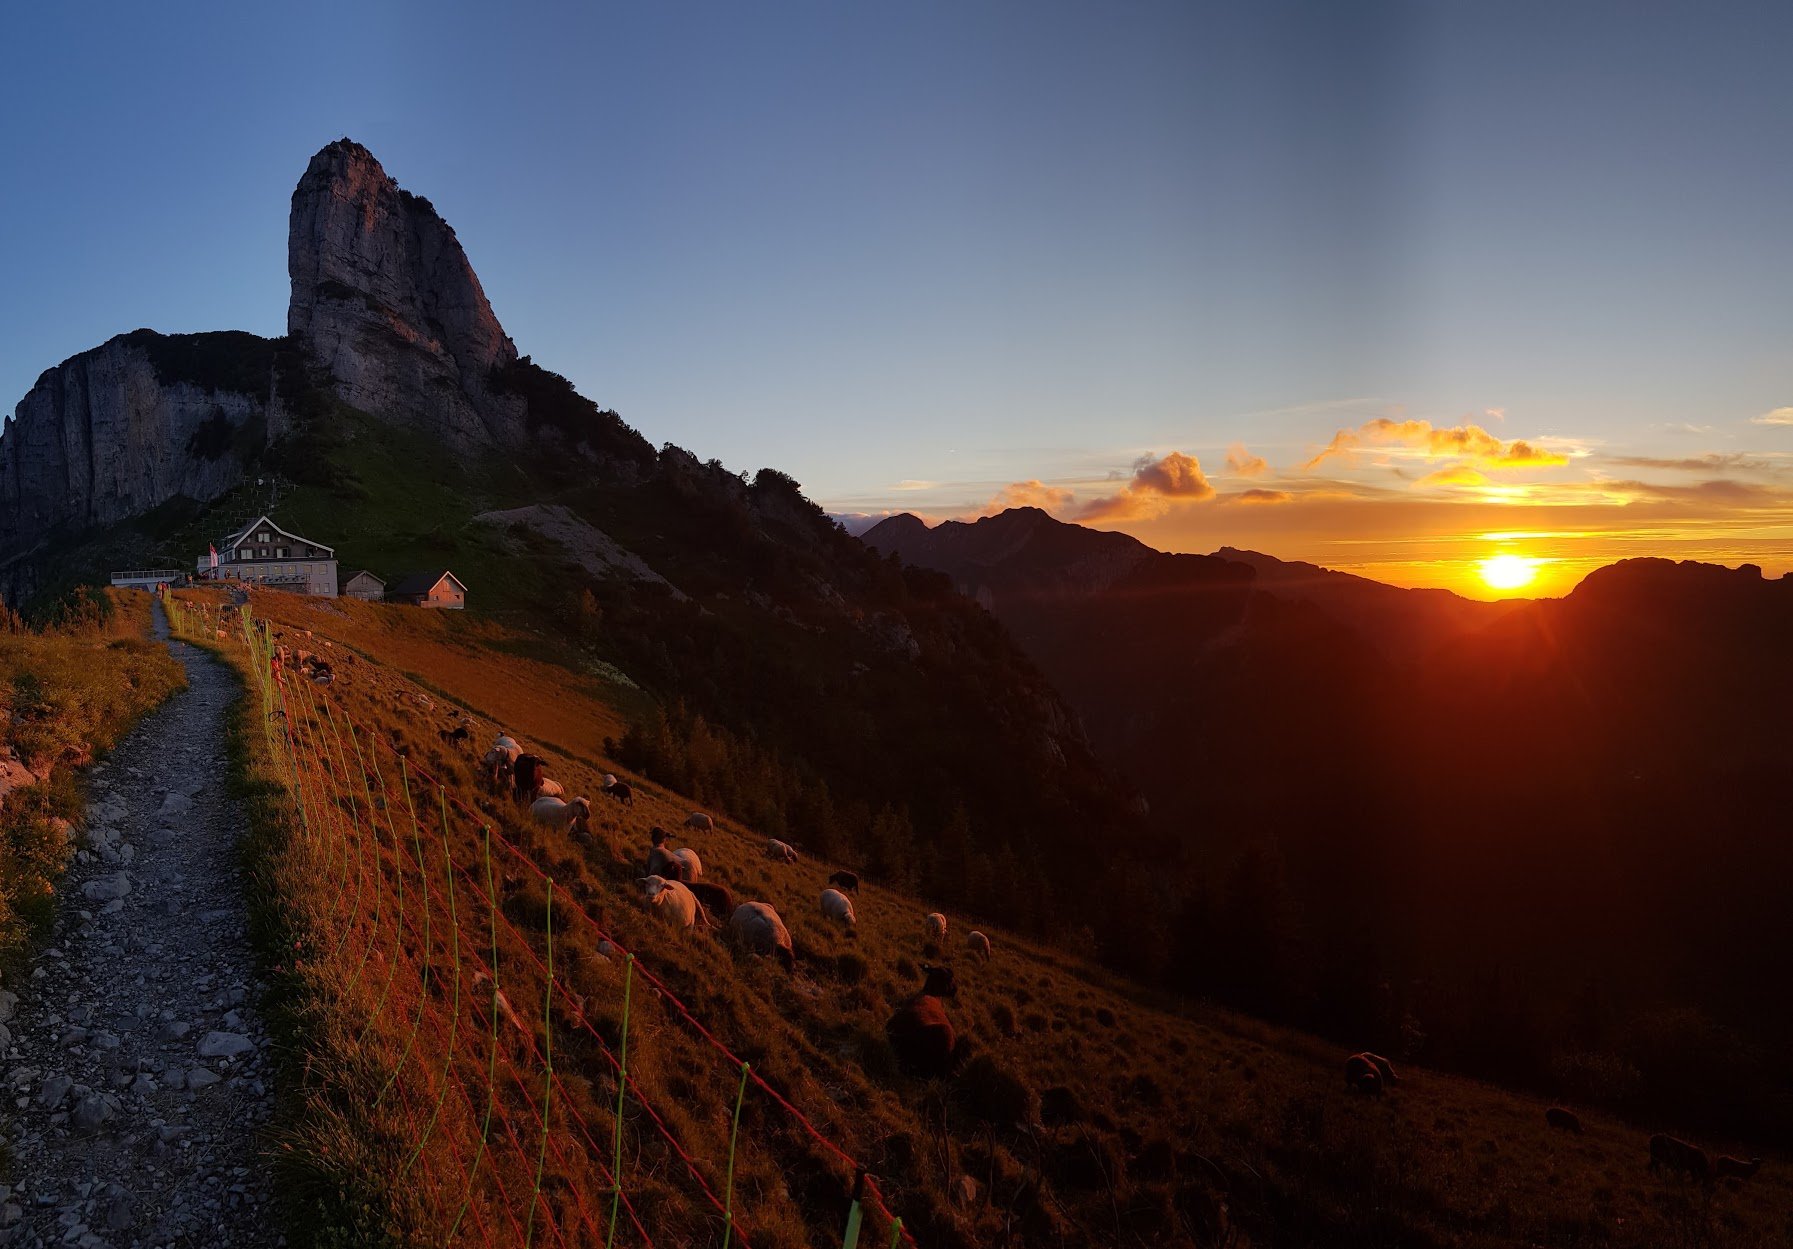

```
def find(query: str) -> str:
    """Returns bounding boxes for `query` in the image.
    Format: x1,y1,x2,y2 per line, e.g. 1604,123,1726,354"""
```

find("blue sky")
3,1,1790,594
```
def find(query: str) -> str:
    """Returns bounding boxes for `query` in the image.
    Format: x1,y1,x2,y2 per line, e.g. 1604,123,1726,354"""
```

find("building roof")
343,569,386,586
216,514,335,556
389,570,467,597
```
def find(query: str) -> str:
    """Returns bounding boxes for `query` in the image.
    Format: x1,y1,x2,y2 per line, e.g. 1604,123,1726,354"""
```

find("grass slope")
205,586,1791,1249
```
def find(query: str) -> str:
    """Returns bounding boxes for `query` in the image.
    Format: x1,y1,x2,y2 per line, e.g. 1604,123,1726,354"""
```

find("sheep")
766,838,798,864
638,875,710,930
602,773,618,789
438,724,471,747
966,931,991,961
820,887,857,927
512,753,545,802
532,776,565,801
1360,1052,1400,1085
687,882,735,925
729,902,795,971
1344,1053,1385,1096
671,847,703,881
827,870,860,893
529,795,592,839
481,747,515,793
646,843,686,882
685,811,716,834
1715,1155,1762,1181
605,782,635,808
924,912,948,945
885,964,963,1079
1545,1107,1583,1134
1649,1133,1712,1182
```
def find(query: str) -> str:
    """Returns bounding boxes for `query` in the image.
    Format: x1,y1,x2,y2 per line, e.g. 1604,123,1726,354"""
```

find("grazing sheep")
923,913,948,945
1715,1155,1762,1181
820,887,857,927
638,875,710,930
885,964,963,1079
1344,1053,1384,1096
646,843,686,882
1545,1107,1583,1134
766,838,799,864
512,753,545,802
493,735,520,760
687,882,735,925
1649,1134,1713,1182
529,795,593,839
671,847,703,881
827,870,860,893
602,772,617,788
438,724,471,747
685,811,716,834
1360,1052,1400,1085
605,782,635,808
729,902,795,971
532,776,565,800
966,931,991,961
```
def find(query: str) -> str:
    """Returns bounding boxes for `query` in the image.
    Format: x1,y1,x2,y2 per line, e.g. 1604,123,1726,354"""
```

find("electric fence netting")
163,593,913,1249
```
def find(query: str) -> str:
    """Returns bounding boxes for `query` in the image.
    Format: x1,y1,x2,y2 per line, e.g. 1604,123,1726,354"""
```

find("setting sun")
1479,553,1540,591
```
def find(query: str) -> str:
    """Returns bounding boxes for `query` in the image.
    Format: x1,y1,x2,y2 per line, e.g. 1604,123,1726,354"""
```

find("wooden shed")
389,570,467,610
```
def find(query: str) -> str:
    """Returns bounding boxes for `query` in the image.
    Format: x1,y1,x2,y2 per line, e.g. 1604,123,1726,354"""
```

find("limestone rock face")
0,331,271,589
287,139,523,443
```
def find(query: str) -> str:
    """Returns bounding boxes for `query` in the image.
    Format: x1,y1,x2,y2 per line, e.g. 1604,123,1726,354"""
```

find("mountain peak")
287,139,521,444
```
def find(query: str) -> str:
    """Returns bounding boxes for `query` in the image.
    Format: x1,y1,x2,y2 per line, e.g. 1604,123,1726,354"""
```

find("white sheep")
924,912,948,944
967,930,991,961
671,847,703,880
729,902,795,971
638,875,708,930
766,838,799,864
686,811,716,834
602,772,618,789
529,795,592,838
493,735,521,761
532,776,565,800
820,888,857,927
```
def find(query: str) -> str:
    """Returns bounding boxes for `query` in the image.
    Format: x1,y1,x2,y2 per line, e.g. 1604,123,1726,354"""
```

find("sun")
1478,554,1539,591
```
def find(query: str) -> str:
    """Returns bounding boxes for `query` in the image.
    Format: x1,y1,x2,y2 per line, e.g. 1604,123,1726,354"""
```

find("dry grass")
0,589,185,962
185,587,1793,1249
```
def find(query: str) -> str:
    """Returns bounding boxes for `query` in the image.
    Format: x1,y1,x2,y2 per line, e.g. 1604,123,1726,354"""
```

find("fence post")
605,953,634,1249
841,1169,866,1249
525,880,555,1247
721,1060,750,1249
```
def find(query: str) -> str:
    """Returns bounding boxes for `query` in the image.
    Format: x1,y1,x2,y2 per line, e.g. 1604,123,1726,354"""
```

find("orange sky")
831,408,1793,600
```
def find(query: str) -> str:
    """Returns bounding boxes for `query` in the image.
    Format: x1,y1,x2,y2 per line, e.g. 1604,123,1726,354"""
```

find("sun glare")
1478,554,1539,591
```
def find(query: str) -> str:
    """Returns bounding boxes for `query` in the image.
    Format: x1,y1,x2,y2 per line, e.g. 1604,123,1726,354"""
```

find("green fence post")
605,953,634,1249
721,1061,750,1249
841,1170,866,1249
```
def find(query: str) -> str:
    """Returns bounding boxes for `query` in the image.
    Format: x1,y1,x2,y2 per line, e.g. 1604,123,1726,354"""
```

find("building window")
277,547,289,558
257,532,270,542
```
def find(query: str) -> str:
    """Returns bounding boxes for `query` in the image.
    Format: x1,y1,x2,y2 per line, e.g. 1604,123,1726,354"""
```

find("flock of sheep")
477,732,991,1080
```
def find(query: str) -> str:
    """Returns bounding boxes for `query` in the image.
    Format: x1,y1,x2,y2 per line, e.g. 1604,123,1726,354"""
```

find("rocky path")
1,602,279,1248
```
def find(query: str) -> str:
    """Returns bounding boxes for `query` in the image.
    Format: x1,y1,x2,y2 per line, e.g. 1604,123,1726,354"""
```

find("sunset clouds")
1077,451,1215,522
1303,418,1570,471
1224,443,1269,477
981,479,1078,515
1753,407,1793,426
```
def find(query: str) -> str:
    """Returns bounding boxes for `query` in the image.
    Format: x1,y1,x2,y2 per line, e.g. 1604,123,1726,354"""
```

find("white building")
197,514,338,597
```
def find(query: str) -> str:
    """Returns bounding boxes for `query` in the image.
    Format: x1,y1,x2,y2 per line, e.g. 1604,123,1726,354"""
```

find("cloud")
1418,465,1491,488
1752,407,1793,426
1077,451,1215,522
892,479,937,491
1303,418,1570,471
977,479,1078,516
1607,453,1776,473
1224,443,1269,477
1230,488,1292,505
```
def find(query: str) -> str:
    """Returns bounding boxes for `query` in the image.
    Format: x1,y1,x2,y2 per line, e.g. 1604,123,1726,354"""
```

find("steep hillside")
0,142,1142,953
201,586,1792,1249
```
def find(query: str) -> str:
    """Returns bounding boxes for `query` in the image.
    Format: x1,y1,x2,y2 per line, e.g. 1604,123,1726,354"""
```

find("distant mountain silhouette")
867,512,1793,1140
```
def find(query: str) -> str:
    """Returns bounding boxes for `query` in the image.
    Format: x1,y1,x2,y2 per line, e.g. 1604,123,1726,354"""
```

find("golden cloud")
1077,451,1215,522
1752,407,1793,426
1224,443,1269,477
1418,465,1491,488
1230,488,1292,505
1304,418,1570,471
976,479,1078,516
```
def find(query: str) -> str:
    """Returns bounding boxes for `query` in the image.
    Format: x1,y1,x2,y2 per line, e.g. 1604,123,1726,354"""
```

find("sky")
2,1,1790,598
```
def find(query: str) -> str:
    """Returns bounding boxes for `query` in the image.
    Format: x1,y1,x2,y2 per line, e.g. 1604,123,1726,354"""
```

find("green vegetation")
125,328,277,396
488,357,655,461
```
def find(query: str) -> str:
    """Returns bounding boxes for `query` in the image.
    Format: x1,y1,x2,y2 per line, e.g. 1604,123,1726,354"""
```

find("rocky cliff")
287,139,523,445
0,330,276,599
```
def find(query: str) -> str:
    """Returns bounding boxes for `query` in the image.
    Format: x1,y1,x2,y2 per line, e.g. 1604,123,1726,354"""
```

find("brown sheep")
885,964,963,1080
1545,1106,1582,1134
1649,1133,1712,1182
1343,1053,1383,1096
1715,1155,1762,1181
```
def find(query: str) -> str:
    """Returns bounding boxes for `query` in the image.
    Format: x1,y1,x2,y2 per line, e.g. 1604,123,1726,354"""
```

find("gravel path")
1,601,279,1248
